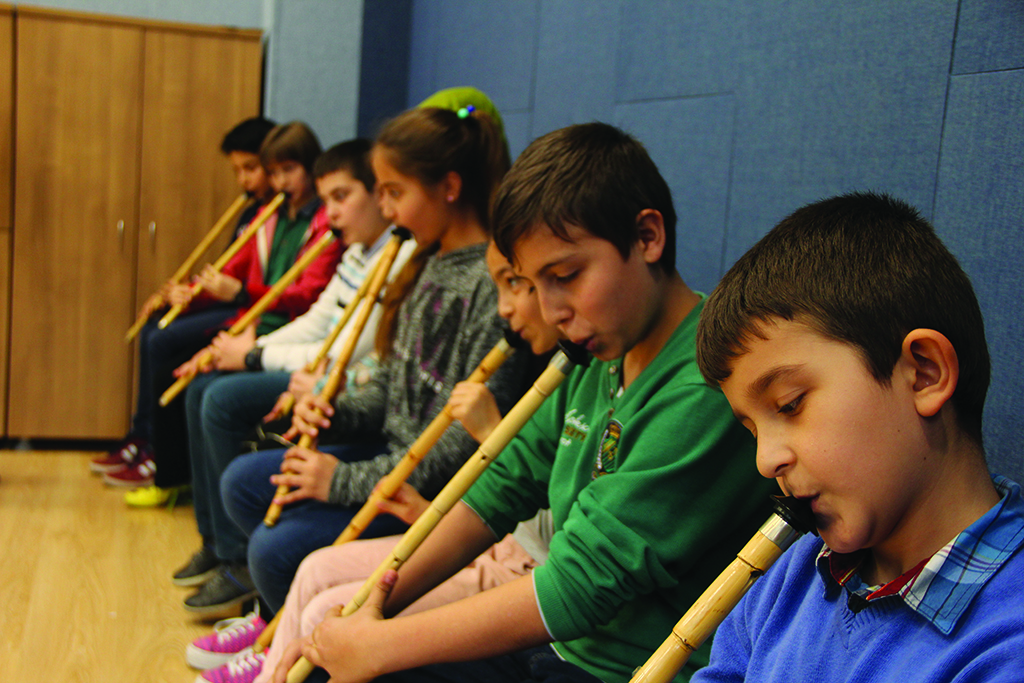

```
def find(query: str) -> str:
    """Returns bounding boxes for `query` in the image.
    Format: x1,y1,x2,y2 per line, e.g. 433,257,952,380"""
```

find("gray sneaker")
184,564,258,614
173,546,221,587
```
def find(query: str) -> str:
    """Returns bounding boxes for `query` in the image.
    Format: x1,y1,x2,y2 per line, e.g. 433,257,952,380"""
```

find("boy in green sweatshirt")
273,122,775,683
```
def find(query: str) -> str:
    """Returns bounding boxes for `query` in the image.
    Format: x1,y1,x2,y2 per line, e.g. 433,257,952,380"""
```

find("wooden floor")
0,450,233,683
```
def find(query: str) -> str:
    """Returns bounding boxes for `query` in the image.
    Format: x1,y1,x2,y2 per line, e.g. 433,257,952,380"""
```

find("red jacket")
196,200,344,328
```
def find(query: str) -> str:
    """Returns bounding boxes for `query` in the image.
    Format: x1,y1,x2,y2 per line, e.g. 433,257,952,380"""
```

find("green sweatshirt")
463,298,776,682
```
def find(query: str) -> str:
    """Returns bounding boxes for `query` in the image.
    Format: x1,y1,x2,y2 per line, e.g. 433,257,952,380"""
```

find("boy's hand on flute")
211,325,257,370
302,570,399,683
447,381,502,444
262,360,328,422
290,358,327,396
373,481,429,525
284,393,335,442
271,632,310,683
138,292,166,319
173,346,214,378
195,264,243,302
270,446,339,504
166,282,195,308
263,391,295,423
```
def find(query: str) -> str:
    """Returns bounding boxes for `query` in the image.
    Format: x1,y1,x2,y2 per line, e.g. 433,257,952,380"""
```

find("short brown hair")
492,122,677,273
695,191,991,444
260,121,322,174
313,138,375,190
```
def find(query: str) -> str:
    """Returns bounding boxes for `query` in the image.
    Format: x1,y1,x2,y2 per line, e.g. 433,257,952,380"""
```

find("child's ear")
441,170,463,204
635,209,666,264
900,329,958,418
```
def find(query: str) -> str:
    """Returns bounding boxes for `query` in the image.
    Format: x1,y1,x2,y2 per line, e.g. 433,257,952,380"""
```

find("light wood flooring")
0,449,238,683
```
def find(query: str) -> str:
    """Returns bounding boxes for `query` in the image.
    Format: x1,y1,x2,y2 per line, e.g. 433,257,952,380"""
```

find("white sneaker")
186,607,266,670
193,649,265,683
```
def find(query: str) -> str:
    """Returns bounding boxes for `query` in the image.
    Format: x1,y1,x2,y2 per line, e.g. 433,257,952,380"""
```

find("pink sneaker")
89,438,147,474
194,649,265,683
102,449,155,488
187,609,267,670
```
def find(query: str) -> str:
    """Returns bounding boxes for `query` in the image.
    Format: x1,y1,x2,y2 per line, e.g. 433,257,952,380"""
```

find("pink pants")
254,534,537,683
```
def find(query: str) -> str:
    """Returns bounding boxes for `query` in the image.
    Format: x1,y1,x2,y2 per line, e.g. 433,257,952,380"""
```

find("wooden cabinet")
136,28,262,304
0,7,11,435
7,8,262,438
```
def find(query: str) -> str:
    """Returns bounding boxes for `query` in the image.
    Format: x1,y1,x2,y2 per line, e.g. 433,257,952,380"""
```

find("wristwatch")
244,346,264,371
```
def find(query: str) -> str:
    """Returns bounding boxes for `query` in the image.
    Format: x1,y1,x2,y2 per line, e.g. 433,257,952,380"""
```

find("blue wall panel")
934,70,1024,481
405,0,1024,476
615,96,735,294
616,0,745,101
531,0,619,139
953,0,1024,74
723,0,956,263
408,0,540,117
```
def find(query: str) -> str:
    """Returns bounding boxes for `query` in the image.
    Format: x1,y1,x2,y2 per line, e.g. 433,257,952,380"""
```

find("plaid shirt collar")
815,475,1024,635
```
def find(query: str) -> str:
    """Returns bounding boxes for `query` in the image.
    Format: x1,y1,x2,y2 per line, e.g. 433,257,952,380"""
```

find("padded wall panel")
407,0,444,104
723,0,956,266
616,0,746,101
358,0,413,137
953,0,1024,74
407,0,540,115
615,96,734,294
502,111,535,161
531,0,619,138
268,0,363,143
933,70,1024,481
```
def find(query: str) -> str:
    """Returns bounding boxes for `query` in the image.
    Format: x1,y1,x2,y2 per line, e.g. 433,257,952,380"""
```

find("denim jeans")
186,370,291,563
303,645,604,683
220,442,408,612
132,306,234,440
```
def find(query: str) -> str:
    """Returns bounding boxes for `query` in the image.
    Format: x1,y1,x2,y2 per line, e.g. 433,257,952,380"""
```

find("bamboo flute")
263,228,412,526
628,496,816,683
125,193,251,342
157,192,285,329
270,245,393,420
253,329,522,653
333,329,524,546
284,342,589,683
158,228,337,407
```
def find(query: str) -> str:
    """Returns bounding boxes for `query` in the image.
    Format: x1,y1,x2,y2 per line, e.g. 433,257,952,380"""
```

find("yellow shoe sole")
124,485,173,508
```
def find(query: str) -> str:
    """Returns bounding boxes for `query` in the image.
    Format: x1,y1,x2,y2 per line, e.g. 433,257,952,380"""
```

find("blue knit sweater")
692,478,1024,682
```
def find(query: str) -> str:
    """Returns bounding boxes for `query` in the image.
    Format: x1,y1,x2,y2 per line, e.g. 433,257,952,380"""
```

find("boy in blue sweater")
690,192,1024,682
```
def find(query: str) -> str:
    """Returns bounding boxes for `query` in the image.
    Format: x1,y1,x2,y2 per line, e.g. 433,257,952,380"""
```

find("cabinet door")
135,29,262,300
9,15,143,437
0,8,12,435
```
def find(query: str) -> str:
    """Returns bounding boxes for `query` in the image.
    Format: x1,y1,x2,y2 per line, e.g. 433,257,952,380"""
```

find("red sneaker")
89,438,148,474
102,449,155,488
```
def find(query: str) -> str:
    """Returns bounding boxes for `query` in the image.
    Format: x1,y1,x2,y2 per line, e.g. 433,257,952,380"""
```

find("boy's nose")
755,437,793,480
536,290,570,329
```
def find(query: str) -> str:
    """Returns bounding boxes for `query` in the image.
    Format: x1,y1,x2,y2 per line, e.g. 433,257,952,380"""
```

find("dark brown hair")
312,138,375,190
695,191,990,444
221,117,276,155
259,121,322,174
492,122,677,273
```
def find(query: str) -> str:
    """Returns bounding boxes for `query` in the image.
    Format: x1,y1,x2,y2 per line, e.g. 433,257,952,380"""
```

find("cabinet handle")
117,219,124,243
149,221,157,245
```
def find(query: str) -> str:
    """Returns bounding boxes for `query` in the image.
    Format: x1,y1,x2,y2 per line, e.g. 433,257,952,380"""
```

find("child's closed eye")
777,394,805,415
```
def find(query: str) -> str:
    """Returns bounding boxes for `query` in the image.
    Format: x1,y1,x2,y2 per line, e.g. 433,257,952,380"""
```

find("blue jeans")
220,443,408,612
132,306,234,441
186,370,291,563
302,645,604,683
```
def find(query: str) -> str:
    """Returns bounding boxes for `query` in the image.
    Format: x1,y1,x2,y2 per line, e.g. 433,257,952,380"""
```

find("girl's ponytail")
372,105,511,358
